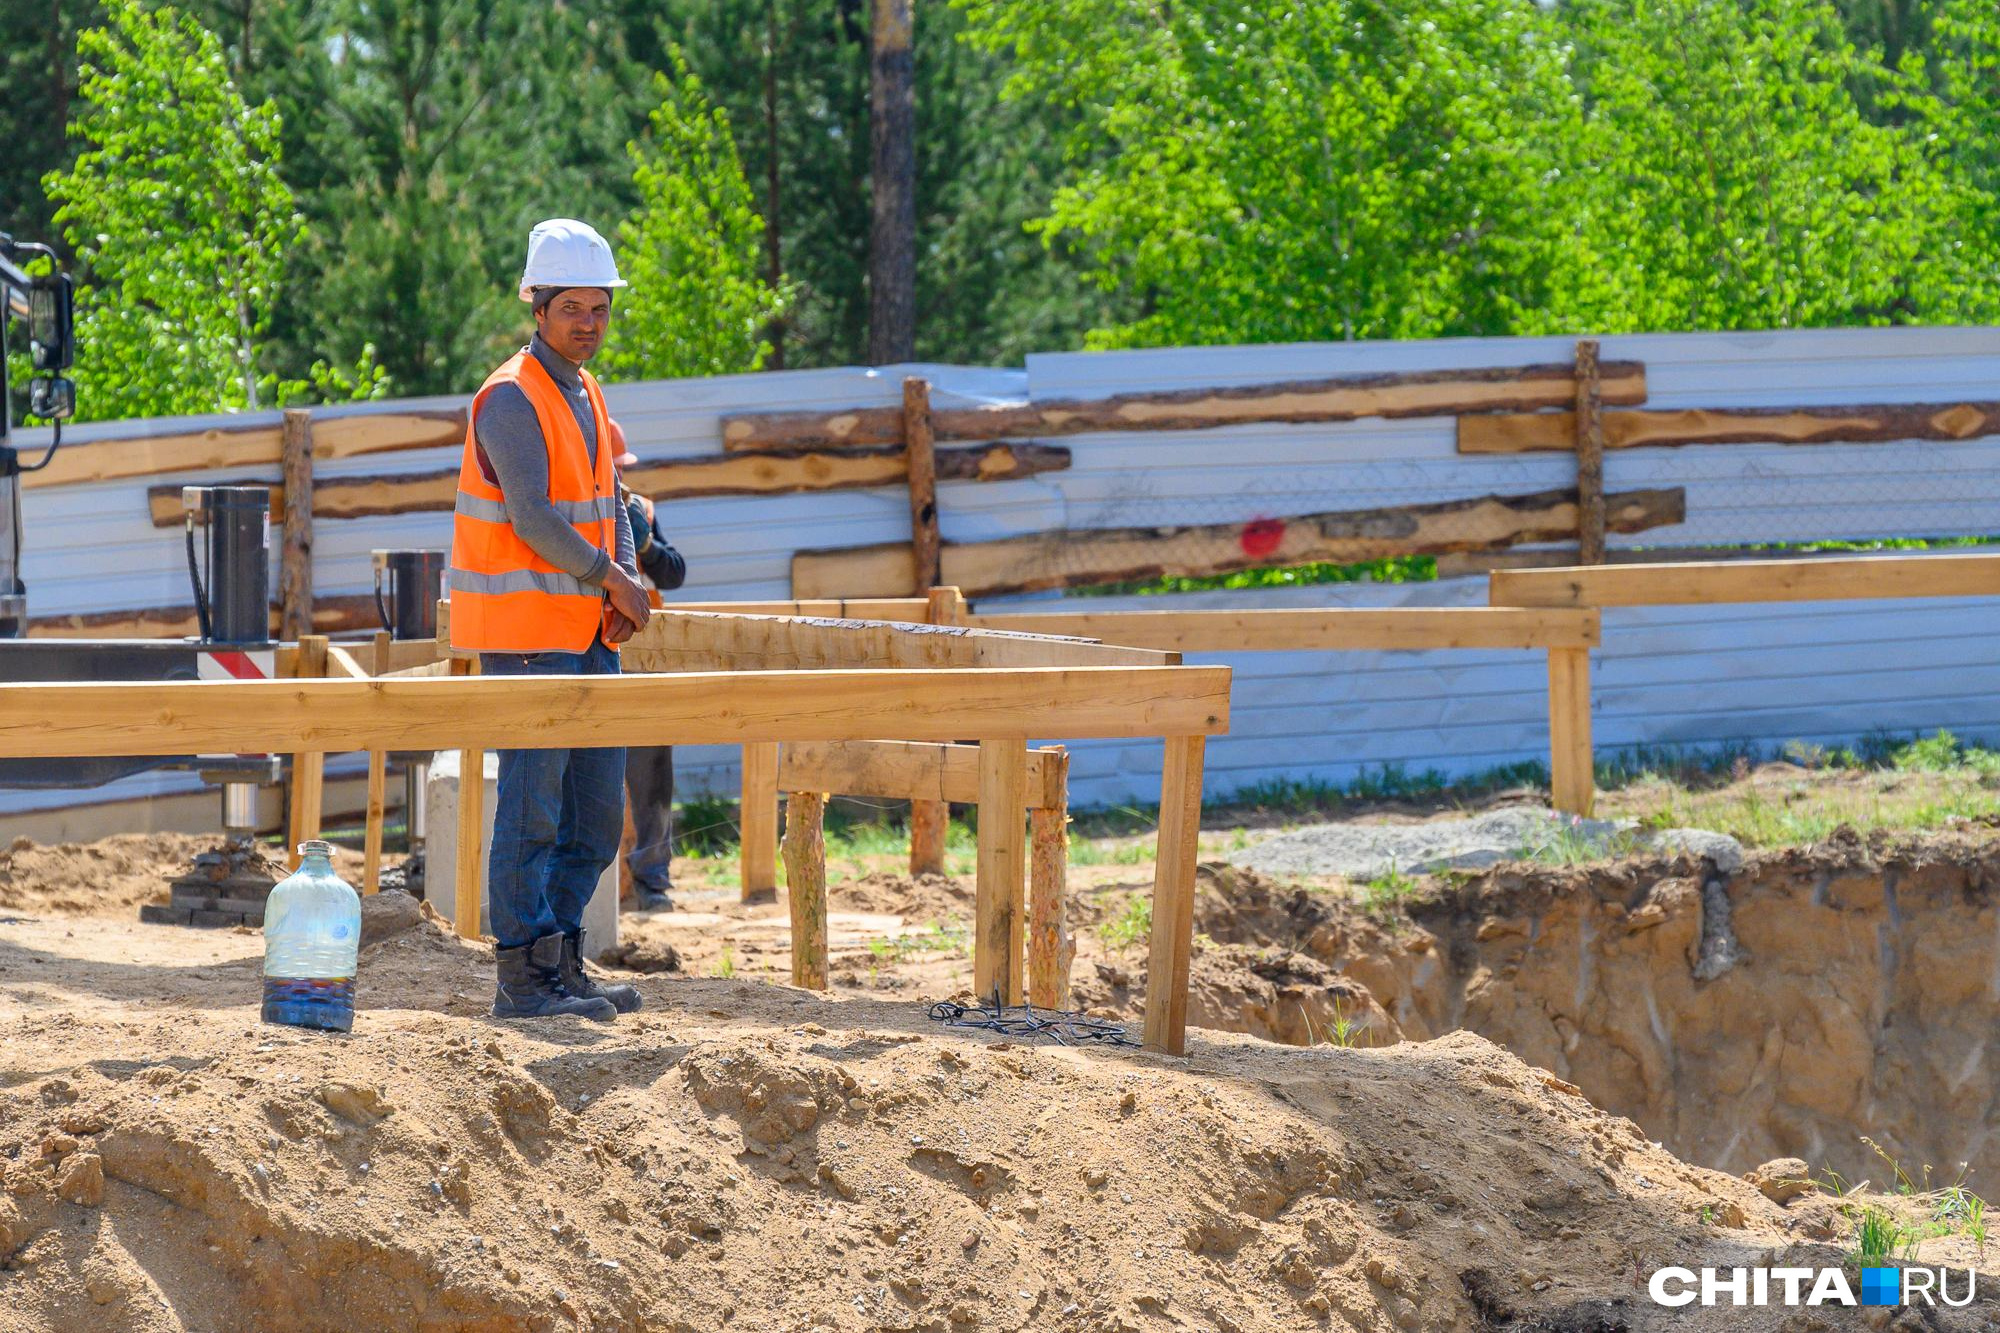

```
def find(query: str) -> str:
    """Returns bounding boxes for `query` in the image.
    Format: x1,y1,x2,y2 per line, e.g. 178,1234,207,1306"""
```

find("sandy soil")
3,833,1997,1331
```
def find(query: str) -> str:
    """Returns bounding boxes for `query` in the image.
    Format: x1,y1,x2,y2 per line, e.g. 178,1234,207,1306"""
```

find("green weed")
1360,865,1419,916
1100,895,1153,951
713,945,736,979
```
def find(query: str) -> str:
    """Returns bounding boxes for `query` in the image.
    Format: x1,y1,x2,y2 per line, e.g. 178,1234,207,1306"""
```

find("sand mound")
6,881,1939,1333
0,834,373,920
830,871,973,921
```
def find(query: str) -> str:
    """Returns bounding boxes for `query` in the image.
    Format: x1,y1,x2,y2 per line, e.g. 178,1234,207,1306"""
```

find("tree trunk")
867,0,915,365
763,0,786,369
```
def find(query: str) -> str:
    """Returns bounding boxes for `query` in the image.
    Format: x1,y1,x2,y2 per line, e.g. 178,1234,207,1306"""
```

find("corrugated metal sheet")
5,327,1998,819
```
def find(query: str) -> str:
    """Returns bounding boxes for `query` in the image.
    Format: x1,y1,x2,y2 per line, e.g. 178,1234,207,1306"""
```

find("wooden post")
1547,646,1595,817
279,409,315,642
359,629,391,896
782,790,828,989
907,582,963,875
740,742,780,900
904,378,941,592
1574,338,1607,565
1143,735,1206,1055
450,656,483,940
1027,748,1071,1009
284,634,328,870
974,738,1027,1005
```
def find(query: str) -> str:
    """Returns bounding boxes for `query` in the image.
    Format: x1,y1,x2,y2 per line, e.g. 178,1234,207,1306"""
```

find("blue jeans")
624,745,675,895
480,639,624,949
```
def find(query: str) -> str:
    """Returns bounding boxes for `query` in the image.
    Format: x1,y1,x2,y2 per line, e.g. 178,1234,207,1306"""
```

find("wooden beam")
908,799,948,877
782,791,828,989
659,597,931,622
1143,735,1206,1056
620,609,1180,672
0,666,1231,758
142,441,1070,527
722,361,1650,451
285,635,329,871
1027,747,1071,1010
362,750,387,896
779,739,1066,808
323,643,373,680
974,739,1027,1005
279,410,315,642
1573,340,1606,565
740,742,780,901
794,487,1687,599
967,607,1601,653
450,656,482,941
24,593,382,640
23,409,466,491
370,638,444,674
1547,648,1594,817
1459,400,2000,455
904,379,942,591
1491,553,2000,608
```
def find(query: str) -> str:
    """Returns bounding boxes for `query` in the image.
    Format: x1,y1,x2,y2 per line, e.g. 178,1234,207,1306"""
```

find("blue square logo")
1860,1267,1901,1306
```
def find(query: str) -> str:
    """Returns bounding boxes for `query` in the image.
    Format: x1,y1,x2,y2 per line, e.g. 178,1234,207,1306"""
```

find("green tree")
956,0,1586,349
1556,0,1942,333
41,0,380,422
1898,0,2000,322
599,53,785,381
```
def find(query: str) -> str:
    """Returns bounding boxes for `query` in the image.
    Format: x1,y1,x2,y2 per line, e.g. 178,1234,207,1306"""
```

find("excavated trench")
1119,827,2000,1188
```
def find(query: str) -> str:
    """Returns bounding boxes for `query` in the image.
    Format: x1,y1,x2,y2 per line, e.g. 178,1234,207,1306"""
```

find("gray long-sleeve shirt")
473,335,636,587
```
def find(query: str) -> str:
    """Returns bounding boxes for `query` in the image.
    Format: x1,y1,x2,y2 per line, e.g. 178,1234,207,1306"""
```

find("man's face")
535,288,612,363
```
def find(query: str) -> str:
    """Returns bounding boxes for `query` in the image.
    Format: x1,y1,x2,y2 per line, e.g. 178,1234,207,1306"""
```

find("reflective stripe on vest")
447,349,620,655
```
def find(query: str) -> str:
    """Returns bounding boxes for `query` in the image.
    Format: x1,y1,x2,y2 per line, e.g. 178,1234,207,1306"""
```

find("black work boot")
493,934,617,1021
559,930,642,1014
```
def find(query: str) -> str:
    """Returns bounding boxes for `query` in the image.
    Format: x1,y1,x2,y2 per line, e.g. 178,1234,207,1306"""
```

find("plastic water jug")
261,840,360,1031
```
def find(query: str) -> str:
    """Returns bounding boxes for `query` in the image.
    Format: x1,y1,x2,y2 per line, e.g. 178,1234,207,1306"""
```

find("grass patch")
1359,865,1420,917
1099,895,1152,951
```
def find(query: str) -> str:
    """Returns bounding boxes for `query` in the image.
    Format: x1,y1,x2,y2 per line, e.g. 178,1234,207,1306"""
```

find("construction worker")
449,218,650,1021
607,420,687,912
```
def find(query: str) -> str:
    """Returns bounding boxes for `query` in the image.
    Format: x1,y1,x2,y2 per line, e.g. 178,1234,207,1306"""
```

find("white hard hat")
518,218,627,302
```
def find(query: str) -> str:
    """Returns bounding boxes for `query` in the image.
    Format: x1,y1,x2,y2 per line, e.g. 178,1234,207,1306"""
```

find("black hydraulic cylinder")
184,485,271,645
372,549,445,640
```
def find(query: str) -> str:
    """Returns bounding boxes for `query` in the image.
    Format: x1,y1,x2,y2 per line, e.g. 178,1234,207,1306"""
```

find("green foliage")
1891,729,2000,775
1099,894,1152,951
1360,865,1419,917
42,0,379,420
676,792,743,856
598,52,785,382
959,0,1585,349
1558,0,1937,332
1074,557,1437,598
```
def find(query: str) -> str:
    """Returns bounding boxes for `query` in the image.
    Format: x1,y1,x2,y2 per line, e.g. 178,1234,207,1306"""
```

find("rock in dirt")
55,1152,104,1206
359,890,424,947
1647,827,1745,874
1745,1157,1816,1203
319,1081,395,1126
600,938,681,973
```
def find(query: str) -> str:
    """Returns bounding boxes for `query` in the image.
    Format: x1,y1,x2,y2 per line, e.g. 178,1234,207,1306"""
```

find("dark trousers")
625,745,675,894
479,640,624,949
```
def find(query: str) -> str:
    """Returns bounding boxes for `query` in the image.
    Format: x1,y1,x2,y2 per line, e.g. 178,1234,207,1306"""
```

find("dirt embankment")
0,875,1930,1333
1127,828,2000,1190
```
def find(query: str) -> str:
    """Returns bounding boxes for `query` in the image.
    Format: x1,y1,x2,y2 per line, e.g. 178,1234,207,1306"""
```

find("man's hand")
603,565,652,638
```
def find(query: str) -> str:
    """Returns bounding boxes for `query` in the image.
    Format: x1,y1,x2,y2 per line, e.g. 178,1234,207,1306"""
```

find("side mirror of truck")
28,274,73,373
28,376,74,421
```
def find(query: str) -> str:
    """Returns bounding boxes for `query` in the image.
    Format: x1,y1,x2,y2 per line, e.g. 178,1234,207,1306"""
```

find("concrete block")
424,750,618,959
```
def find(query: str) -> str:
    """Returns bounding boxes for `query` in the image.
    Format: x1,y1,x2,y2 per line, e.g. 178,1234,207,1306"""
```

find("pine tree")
598,53,785,382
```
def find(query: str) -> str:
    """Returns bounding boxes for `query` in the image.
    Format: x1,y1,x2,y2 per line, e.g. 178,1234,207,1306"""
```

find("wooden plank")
24,593,380,640
285,635,329,871
782,791,828,989
1143,735,1206,1056
371,638,444,674
1027,748,1071,1010
450,656,482,941
795,487,1687,599
279,410,315,642
1573,340,1606,565
142,441,1070,527
23,409,466,491
904,379,941,591
908,798,948,877
722,361,1649,451
967,607,1601,653
974,739,1028,1005
1491,553,2000,608
1459,399,2000,454
362,749,387,895
621,609,1179,672
323,643,373,680
740,742,780,901
779,739,1065,808
0,666,1231,758
659,597,931,622
1547,647,1595,817
925,585,968,627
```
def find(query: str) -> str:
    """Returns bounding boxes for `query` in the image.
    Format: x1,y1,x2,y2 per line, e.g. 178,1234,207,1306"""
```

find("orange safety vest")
449,351,622,654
